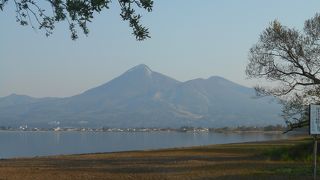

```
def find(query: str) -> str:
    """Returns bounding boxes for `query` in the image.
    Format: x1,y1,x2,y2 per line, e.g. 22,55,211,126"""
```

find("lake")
0,131,289,159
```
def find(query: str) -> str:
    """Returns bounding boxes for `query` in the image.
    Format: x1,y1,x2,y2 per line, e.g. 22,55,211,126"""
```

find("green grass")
261,138,318,161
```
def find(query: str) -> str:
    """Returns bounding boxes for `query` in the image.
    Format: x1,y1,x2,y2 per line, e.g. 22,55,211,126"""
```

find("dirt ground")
0,137,316,179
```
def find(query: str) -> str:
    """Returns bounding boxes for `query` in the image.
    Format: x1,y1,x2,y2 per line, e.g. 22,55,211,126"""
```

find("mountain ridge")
0,64,282,128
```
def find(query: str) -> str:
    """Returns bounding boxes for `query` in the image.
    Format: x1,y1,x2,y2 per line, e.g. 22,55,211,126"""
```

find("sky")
1,0,320,98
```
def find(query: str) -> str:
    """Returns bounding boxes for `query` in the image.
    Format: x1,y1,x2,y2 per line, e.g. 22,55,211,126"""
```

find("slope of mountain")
0,94,46,108
0,94,32,108
0,64,283,128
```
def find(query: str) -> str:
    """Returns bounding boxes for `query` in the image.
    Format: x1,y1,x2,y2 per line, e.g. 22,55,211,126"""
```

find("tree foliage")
246,13,320,132
0,0,153,40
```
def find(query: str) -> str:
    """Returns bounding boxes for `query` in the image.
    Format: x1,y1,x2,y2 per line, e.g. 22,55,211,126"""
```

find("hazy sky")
1,1,320,97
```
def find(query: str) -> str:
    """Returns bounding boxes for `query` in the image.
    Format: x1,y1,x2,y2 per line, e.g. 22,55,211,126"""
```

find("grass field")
0,136,318,179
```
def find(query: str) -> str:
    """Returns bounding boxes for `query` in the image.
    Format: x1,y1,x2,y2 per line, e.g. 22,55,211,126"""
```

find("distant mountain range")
0,64,283,128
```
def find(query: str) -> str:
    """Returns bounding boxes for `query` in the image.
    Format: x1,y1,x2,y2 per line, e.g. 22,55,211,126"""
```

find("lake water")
0,131,289,159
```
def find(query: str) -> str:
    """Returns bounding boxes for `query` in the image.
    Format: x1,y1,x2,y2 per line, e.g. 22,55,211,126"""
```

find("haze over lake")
0,131,289,159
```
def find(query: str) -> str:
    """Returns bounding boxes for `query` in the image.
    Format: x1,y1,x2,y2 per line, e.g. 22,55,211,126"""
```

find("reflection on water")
0,131,289,159
54,132,60,144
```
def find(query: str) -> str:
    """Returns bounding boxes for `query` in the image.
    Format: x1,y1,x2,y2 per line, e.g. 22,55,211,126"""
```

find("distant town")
0,125,286,133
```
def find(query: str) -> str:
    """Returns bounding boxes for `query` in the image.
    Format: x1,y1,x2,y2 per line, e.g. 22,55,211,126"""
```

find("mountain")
0,64,282,128
0,94,57,108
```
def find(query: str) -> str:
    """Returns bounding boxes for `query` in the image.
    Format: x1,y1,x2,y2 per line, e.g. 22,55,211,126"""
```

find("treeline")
211,125,285,133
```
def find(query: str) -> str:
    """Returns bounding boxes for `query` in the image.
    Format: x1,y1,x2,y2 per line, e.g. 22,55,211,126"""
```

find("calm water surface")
0,131,289,159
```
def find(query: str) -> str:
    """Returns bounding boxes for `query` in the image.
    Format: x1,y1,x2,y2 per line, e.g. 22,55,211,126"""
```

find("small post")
314,135,318,180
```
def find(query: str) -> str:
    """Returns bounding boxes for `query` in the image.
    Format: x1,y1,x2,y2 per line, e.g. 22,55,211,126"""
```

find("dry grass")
0,136,316,179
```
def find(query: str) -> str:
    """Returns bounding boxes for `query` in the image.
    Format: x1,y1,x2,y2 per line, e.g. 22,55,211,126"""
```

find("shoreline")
0,136,313,179
1,134,306,160
0,129,287,134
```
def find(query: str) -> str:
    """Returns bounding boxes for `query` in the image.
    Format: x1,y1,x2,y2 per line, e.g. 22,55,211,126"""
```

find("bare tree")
246,13,320,132
0,0,153,40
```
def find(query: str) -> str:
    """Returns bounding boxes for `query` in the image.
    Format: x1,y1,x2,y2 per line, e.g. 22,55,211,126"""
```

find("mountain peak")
207,76,236,84
135,64,150,69
208,76,226,81
125,64,153,76
8,93,18,97
7,93,28,98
